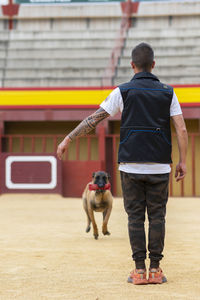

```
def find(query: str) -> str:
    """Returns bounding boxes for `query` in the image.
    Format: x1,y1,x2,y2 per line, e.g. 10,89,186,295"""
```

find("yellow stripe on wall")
0,89,112,106
174,87,200,103
0,87,200,106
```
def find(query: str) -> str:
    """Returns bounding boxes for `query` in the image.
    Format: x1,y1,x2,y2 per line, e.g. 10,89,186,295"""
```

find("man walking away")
57,43,188,285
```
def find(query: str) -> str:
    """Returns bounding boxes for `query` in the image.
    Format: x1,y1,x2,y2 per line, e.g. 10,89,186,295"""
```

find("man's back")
118,72,173,164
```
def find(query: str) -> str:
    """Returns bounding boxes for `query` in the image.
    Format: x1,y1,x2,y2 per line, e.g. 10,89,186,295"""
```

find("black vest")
118,72,173,164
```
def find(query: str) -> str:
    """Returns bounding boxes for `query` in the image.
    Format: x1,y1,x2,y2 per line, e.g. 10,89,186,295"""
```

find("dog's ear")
92,172,96,178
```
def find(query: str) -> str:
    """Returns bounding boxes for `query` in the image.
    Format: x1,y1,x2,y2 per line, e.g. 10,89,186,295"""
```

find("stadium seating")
0,32,9,87
115,27,200,85
3,26,200,87
3,30,119,87
0,3,122,87
1,1,200,87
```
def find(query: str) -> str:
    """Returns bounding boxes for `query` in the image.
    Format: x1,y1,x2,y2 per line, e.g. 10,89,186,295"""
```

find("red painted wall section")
62,161,104,197
0,153,62,194
121,1,139,14
11,161,51,183
2,2,19,17
1,0,19,30
0,128,107,197
62,126,106,197
0,152,105,197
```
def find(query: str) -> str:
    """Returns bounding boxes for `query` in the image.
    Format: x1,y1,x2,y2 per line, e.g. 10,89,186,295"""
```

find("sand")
0,194,199,300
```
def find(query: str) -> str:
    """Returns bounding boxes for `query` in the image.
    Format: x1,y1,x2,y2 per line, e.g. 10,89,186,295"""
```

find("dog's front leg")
102,205,112,235
88,208,98,240
83,196,91,233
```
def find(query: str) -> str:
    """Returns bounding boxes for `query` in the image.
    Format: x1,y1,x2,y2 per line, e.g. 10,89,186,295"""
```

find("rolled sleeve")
100,87,123,117
170,91,182,116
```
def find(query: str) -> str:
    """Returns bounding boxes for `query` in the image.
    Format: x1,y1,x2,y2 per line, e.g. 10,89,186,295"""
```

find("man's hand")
175,162,187,182
57,136,71,160
171,114,188,182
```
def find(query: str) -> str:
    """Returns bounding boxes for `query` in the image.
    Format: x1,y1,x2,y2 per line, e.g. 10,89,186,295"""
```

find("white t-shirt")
100,87,182,174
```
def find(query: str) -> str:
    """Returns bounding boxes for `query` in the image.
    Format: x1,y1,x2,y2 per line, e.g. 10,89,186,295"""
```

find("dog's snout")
94,178,105,187
93,171,108,189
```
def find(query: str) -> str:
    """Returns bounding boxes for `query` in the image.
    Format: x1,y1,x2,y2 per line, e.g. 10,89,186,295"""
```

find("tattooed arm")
57,108,110,159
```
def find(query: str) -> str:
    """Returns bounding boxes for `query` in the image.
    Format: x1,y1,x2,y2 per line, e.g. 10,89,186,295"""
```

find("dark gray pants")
120,171,169,267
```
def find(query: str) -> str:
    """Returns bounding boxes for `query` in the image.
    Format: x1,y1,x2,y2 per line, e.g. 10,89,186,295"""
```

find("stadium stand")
1,1,200,87
4,30,119,87
115,27,200,85
0,3,123,87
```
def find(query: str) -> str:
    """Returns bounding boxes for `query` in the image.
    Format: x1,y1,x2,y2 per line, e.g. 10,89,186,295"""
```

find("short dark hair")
131,43,154,71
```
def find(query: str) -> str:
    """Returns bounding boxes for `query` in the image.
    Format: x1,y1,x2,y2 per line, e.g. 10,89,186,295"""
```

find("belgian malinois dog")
82,171,113,240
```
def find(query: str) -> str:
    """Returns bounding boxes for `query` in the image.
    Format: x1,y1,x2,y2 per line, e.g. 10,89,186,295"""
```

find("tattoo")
68,108,109,140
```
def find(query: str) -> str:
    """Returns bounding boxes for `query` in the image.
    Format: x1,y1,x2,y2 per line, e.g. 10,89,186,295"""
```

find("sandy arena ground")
0,194,199,300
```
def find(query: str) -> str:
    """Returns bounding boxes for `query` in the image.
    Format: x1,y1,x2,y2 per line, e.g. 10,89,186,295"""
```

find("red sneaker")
148,267,167,284
127,269,148,285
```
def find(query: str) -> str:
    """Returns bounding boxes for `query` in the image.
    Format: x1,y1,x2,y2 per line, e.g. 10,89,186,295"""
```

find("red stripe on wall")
180,103,200,107
0,103,200,110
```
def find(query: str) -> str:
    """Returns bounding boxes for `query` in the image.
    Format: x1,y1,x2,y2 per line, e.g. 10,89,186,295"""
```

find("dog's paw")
86,226,91,233
103,231,111,236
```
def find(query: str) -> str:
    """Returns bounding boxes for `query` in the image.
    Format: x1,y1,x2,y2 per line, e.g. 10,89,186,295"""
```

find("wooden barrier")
0,153,62,194
0,131,199,197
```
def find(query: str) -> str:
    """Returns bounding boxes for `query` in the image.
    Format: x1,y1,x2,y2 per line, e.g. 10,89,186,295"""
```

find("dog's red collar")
89,183,111,191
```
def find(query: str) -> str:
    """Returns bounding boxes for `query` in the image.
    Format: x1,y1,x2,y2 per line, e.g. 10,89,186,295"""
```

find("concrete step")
126,37,200,48
0,41,8,50
114,76,200,86
6,58,109,68
123,46,200,57
3,78,103,87
0,70,4,78
117,66,200,78
0,60,6,68
9,39,115,49
7,48,112,59
5,68,105,79
116,68,134,78
128,27,200,38
14,2,122,18
0,32,9,40
156,76,200,85
0,51,7,59
9,30,118,40
119,56,200,67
